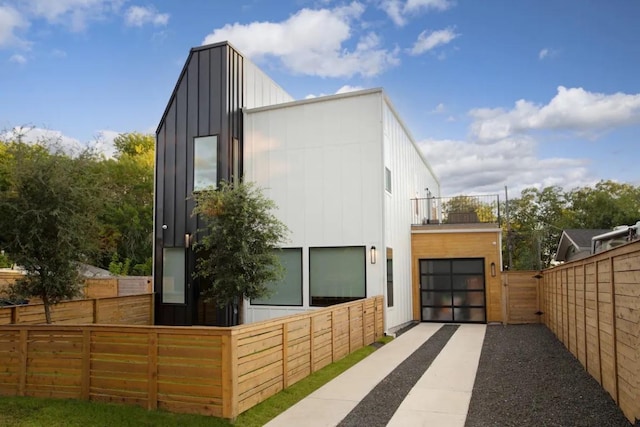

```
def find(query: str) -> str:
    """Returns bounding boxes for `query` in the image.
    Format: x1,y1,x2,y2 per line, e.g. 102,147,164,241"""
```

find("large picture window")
251,248,303,306
310,246,366,307
194,135,218,191
162,248,185,304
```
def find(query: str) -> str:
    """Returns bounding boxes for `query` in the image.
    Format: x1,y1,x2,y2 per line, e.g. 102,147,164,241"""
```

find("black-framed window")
310,246,366,307
194,135,218,191
251,248,303,306
386,247,394,307
420,258,485,323
162,247,185,304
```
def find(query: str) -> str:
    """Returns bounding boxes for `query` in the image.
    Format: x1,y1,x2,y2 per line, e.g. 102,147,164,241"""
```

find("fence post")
609,256,619,404
147,331,158,410
222,331,238,419
309,315,315,372
583,263,588,371
595,261,602,385
282,323,289,389
81,329,90,400
18,329,27,396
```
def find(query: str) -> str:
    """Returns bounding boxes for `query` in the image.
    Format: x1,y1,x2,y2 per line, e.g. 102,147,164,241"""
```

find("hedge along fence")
0,294,153,326
0,295,384,419
541,241,640,424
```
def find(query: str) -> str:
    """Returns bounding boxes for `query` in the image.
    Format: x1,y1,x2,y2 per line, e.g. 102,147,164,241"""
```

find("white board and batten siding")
243,58,294,109
382,98,440,330
243,90,385,323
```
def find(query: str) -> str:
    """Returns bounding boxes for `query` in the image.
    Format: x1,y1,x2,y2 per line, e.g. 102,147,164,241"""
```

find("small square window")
385,167,392,193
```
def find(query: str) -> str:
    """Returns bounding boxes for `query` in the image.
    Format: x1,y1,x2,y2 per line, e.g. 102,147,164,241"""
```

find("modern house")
154,41,504,332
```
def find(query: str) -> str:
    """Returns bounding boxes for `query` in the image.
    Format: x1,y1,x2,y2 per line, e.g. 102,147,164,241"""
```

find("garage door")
419,258,486,323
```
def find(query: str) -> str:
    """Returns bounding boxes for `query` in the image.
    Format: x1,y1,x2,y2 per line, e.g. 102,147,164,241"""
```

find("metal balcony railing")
411,194,501,226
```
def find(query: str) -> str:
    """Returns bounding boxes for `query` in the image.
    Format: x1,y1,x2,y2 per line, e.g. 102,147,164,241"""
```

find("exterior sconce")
370,246,377,264
185,233,192,248
491,262,496,277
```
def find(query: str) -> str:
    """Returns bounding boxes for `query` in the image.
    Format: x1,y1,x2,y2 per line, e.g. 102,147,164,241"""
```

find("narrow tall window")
386,248,394,307
232,137,240,184
194,135,218,191
385,167,392,193
162,248,185,304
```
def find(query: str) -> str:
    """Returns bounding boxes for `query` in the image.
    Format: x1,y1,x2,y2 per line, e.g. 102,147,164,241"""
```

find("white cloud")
335,84,365,94
3,126,84,155
202,2,399,78
51,49,67,58
419,136,592,195
124,6,169,27
0,5,29,48
381,0,454,26
25,0,126,31
9,53,26,64
470,86,640,142
431,102,446,113
305,84,365,99
90,130,120,158
538,48,549,60
409,27,459,55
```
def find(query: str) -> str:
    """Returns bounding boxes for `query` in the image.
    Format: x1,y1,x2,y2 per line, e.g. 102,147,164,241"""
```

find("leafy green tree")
0,141,102,323
567,180,640,229
192,181,289,321
93,133,154,275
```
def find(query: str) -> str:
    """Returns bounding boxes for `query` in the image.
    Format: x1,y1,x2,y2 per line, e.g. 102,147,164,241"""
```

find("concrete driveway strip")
387,324,487,427
265,323,444,427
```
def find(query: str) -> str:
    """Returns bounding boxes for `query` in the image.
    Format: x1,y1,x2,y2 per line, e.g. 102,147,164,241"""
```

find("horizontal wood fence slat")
0,294,153,326
542,241,640,424
0,295,384,419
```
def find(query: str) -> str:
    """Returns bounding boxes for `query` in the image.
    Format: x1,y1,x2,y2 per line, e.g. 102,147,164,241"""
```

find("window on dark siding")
194,135,218,191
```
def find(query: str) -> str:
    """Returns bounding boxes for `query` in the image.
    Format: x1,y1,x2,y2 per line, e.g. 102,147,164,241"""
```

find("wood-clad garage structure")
411,224,503,323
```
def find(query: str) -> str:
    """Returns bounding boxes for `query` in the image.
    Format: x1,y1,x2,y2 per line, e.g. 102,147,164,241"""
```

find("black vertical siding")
155,42,245,325
163,102,176,248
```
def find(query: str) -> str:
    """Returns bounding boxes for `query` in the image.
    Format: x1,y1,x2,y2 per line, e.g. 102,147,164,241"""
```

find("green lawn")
0,336,393,427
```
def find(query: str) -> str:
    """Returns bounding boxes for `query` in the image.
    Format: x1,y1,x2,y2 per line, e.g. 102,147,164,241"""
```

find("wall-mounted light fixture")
491,262,496,277
370,246,377,264
185,233,192,248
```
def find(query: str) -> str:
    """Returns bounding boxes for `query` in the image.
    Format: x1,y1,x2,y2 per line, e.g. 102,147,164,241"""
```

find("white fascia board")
411,228,502,234
244,87,384,114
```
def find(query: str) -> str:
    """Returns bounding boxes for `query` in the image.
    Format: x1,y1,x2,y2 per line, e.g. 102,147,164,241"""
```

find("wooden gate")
504,271,541,324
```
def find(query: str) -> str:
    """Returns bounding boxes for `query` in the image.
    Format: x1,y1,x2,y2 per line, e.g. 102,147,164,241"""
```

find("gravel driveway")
466,324,635,427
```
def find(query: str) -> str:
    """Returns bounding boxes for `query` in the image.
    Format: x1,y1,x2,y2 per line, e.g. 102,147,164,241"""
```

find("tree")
0,141,102,323
92,133,154,275
567,180,640,229
192,181,289,319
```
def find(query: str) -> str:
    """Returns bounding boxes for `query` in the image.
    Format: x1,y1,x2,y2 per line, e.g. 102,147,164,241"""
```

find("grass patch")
0,336,392,427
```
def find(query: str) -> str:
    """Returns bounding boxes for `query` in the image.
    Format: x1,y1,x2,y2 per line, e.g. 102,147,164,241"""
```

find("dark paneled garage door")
419,258,486,323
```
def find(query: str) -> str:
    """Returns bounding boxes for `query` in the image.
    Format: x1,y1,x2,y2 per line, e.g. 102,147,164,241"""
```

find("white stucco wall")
243,90,385,322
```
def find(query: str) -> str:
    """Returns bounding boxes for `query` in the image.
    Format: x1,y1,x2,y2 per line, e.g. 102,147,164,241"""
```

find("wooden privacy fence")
0,294,153,326
0,295,384,419
0,274,152,300
504,270,541,324
541,241,640,424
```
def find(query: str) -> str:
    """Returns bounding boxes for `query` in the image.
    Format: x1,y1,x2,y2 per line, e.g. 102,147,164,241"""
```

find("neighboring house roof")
555,229,610,262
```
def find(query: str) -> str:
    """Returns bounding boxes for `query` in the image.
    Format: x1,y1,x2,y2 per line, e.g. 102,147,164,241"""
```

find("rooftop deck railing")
411,194,501,226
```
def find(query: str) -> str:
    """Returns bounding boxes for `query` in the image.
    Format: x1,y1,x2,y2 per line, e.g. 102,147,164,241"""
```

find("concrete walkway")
265,323,486,427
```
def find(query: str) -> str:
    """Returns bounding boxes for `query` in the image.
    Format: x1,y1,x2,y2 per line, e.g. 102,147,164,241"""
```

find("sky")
1,0,639,196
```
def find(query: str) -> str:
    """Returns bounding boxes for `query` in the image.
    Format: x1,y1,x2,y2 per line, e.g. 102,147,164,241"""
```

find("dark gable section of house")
154,41,244,325
556,229,611,262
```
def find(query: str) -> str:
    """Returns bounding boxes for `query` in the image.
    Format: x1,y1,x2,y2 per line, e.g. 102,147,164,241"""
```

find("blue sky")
1,0,639,195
